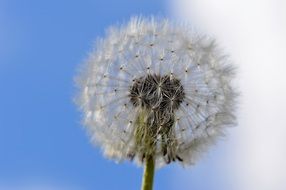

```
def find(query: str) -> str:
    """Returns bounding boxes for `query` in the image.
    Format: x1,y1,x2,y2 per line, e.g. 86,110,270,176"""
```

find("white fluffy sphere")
76,17,237,167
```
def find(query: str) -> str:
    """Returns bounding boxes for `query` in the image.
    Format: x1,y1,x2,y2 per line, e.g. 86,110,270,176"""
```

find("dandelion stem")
141,156,155,190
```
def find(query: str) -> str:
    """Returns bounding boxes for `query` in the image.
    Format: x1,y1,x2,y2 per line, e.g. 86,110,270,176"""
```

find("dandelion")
76,17,237,190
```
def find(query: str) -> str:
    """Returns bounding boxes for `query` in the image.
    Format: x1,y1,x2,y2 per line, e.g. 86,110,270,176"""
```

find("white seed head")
75,17,237,167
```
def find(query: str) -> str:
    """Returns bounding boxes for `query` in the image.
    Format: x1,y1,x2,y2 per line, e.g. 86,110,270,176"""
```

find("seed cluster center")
129,74,185,112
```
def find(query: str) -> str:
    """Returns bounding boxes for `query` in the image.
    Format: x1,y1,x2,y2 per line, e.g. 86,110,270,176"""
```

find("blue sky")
0,0,179,189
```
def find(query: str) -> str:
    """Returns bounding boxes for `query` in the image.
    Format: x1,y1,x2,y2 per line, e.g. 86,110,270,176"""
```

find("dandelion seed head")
76,17,237,167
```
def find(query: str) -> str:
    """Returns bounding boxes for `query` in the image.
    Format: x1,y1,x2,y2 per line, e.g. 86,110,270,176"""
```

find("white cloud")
170,0,286,190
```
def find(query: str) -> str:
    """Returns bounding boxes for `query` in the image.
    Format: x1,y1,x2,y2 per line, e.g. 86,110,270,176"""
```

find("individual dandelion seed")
75,17,237,190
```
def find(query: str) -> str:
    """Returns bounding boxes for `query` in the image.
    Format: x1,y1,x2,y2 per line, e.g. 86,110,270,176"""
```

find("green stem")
141,156,155,190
